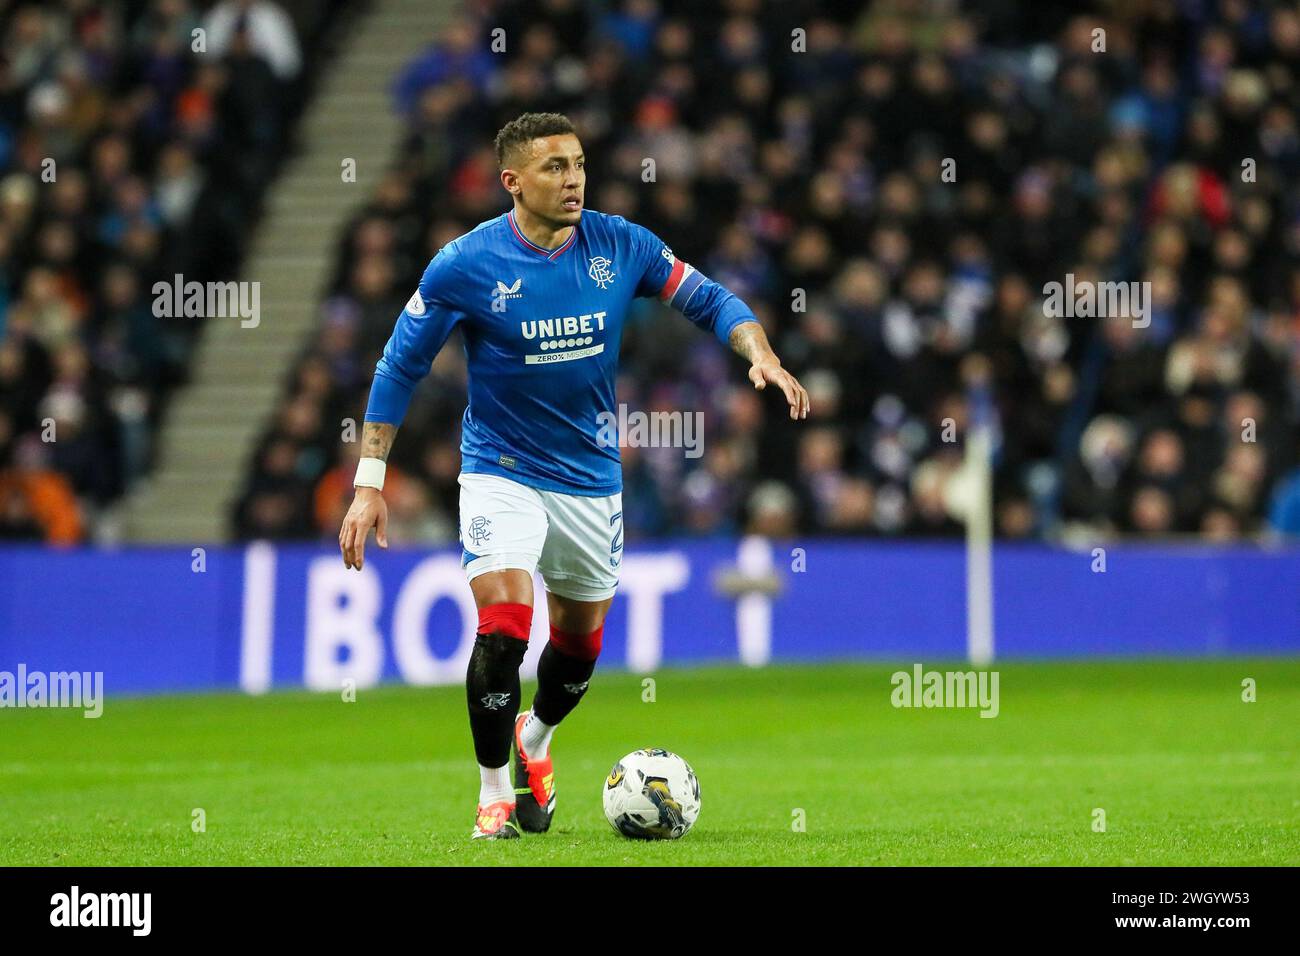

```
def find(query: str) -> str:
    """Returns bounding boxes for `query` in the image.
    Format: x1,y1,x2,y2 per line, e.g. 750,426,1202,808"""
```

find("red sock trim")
478,603,533,641
549,623,603,661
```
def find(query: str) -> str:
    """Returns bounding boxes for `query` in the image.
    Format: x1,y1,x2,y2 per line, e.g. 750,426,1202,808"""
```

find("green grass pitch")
1,660,1296,866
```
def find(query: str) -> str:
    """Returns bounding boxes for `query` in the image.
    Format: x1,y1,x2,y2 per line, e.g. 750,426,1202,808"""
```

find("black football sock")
466,631,528,768
531,642,597,727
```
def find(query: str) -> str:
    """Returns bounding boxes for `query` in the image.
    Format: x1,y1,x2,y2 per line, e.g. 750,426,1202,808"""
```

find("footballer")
338,112,809,839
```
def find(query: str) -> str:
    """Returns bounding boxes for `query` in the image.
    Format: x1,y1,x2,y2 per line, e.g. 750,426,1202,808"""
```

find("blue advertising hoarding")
0,539,1296,696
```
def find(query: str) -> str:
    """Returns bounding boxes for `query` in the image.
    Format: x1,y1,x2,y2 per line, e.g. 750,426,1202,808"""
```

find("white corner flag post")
965,424,995,667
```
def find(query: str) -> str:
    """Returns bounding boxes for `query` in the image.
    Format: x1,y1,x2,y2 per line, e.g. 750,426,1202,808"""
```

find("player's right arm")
340,247,464,570
339,421,396,570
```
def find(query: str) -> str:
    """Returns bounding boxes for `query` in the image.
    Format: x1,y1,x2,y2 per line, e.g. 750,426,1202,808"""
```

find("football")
602,748,701,840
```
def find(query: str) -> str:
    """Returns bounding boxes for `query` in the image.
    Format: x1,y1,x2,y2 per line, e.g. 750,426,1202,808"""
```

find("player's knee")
477,601,533,642
549,622,603,661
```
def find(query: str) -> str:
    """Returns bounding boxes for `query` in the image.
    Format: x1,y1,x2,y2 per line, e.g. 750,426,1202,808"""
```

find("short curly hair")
494,112,578,170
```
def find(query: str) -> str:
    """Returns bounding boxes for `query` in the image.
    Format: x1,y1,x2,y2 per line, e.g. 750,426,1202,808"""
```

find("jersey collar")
507,209,578,261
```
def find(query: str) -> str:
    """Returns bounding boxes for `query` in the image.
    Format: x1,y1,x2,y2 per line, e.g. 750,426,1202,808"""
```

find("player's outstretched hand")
339,486,389,570
748,361,810,420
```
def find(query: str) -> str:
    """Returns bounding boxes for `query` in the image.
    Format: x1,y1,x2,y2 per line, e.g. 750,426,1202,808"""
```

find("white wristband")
353,457,386,490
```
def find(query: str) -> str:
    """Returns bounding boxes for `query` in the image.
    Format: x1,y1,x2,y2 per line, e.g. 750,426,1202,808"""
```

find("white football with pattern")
602,748,701,840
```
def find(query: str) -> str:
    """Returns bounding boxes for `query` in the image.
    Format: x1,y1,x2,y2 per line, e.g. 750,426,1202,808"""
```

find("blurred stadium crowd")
0,0,340,542
5,0,1300,545
239,0,1300,545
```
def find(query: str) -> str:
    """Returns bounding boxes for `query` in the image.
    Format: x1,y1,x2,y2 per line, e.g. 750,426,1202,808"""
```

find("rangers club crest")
588,256,616,289
466,515,492,546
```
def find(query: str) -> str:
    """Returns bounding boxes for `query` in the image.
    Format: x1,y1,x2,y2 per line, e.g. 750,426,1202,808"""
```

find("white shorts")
458,472,623,602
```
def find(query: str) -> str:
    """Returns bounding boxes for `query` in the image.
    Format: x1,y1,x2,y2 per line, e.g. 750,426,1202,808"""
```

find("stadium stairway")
117,0,452,543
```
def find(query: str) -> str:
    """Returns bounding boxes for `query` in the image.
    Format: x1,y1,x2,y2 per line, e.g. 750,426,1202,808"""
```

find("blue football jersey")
364,208,757,496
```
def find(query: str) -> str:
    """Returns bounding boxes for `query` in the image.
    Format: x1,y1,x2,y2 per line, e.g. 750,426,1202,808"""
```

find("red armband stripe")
658,257,687,303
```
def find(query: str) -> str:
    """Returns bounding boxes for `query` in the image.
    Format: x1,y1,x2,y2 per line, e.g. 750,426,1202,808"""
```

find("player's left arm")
727,319,810,421
633,223,809,420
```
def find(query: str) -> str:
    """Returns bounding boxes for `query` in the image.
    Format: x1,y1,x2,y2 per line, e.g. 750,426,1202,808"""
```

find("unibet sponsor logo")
521,312,607,364
520,312,607,340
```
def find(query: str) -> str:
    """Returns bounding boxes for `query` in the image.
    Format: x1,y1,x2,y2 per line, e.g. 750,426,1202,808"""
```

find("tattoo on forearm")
361,422,397,461
729,322,775,365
